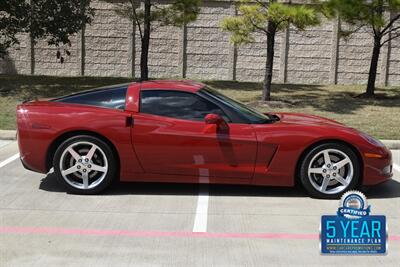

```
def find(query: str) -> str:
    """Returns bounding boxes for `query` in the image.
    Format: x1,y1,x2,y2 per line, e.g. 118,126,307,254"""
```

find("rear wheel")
53,135,117,194
299,142,360,199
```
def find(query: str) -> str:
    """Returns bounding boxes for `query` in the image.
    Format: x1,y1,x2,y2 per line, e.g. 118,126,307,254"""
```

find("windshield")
200,87,272,124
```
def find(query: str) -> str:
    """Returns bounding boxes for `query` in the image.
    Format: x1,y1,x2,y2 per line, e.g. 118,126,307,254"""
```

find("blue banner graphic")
320,191,387,255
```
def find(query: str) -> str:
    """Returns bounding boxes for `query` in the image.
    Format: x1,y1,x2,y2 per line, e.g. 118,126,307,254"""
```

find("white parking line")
193,155,209,233
0,153,20,169
193,186,209,232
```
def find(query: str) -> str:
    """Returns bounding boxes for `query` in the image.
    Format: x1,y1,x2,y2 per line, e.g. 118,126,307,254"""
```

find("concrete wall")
1,0,399,86
85,1,131,77
388,19,400,85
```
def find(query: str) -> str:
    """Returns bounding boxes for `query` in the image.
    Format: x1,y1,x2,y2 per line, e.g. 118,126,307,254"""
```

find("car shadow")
39,172,400,199
104,182,310,198
363,179,400,199
39,173,307,197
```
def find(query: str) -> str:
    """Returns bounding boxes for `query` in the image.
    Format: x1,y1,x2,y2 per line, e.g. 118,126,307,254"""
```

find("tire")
53,135,117,194
299,142,360,199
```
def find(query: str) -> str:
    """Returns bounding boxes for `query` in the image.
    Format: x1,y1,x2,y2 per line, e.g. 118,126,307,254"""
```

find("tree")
221,0,320,101
110,0,201,80
0,0,94,61
0,0,29,58
322,0,400,97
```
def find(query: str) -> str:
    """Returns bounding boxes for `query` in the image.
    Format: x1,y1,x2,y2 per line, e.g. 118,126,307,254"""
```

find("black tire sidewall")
300,142,360,199
53,135,117,194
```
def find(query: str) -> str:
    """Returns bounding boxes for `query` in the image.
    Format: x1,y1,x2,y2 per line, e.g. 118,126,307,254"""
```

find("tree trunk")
140,0,151,81
366,36,381,96
262,20,276,101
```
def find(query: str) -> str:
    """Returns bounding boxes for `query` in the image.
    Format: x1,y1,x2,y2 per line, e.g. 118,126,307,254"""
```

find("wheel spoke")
86,145,97,160
323,151,331,165
67,147,80,161
90,164,107,173
309,167,324,174
82,172,89,189
334,174,349,186
308,148,354,195
61,165,79,176
334,158,350,169
320,177,330,192
60,141,109,191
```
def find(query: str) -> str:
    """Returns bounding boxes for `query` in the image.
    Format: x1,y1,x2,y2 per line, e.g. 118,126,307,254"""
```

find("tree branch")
341,23,367,34
254,0,270,10
383,26,400,36
130,0,143,41
338,23,368,40
381,32,400,46
372,24,379,37
381,14,400,35
249,18,269,35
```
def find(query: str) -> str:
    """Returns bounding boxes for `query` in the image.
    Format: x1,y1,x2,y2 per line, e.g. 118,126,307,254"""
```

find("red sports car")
17,80,393,198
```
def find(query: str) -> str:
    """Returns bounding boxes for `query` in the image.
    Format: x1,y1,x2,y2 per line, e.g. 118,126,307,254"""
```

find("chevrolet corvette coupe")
17,80,393,198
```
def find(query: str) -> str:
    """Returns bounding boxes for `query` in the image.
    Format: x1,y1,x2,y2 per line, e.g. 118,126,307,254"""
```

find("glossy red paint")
132,112,257,180
17,80,392,188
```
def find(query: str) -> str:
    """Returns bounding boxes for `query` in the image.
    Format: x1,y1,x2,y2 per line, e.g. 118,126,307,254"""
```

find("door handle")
126,116,134,127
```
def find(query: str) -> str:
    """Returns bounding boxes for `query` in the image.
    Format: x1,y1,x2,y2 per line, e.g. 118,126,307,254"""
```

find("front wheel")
53,135,117,194
299,142,360,199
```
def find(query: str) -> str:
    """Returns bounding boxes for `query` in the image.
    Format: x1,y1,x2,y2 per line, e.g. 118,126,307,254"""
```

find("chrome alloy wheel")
307,148,353,195
59,141,108,190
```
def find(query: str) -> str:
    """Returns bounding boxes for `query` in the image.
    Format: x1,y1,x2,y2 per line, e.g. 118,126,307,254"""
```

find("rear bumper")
17,106,49,174
20,154,39,172
18,127,52,174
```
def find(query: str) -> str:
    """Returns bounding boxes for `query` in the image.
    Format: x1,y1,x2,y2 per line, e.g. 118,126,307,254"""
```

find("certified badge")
337,191,370,219
320,190,387,255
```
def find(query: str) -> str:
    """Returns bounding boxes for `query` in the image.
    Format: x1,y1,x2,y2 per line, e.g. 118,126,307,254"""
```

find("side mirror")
204,114,229,133
205,113,224,125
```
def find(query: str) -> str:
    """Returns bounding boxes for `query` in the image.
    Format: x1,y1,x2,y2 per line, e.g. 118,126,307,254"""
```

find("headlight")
360,132,385,147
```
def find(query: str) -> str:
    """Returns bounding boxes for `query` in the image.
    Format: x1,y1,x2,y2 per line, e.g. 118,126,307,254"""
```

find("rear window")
54,86,127,110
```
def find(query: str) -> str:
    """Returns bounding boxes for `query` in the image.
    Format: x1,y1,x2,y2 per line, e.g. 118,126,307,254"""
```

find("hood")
272,112,346,128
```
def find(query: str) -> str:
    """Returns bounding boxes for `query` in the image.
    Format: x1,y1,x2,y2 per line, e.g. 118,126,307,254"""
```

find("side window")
140,90,229,121
55,86,127,110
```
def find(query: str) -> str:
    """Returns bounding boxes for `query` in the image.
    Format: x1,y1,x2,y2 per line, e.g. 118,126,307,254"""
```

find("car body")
17,80,393,198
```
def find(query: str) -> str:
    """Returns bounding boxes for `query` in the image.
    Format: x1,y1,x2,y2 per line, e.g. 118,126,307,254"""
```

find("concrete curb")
381,140,400,150
0,129,399,149
0,130,17,140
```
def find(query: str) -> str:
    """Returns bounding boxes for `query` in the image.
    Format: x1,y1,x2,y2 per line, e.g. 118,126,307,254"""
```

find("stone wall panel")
1,0,399,86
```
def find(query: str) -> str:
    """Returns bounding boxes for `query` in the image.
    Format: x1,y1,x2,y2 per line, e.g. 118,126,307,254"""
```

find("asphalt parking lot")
1,140,399,266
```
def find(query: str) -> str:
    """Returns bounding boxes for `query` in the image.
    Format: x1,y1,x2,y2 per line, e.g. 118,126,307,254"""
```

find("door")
132,90,257,180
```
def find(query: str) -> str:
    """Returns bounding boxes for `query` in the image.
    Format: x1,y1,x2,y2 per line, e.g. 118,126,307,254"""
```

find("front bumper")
363,147,393,185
